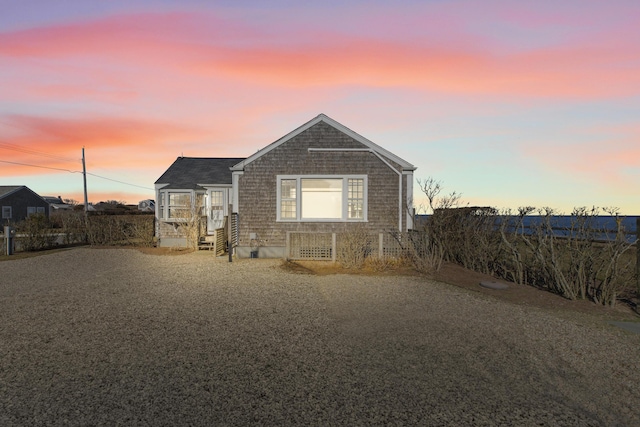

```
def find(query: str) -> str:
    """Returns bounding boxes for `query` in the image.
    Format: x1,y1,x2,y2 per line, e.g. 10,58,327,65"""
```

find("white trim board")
231,114,416,172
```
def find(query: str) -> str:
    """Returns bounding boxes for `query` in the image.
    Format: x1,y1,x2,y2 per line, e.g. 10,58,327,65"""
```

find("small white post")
331,233,336,262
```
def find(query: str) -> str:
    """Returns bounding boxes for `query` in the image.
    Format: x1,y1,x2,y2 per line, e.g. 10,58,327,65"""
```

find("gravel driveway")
1,248,639,426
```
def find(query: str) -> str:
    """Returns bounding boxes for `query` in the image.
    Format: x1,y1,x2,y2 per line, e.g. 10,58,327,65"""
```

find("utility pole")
228,204,233,262
636,218,639,296
82,147,89,212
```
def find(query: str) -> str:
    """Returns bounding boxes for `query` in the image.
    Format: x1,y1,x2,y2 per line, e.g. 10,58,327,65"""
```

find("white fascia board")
198,183,232,188
318,114,416,171
230,113,416,172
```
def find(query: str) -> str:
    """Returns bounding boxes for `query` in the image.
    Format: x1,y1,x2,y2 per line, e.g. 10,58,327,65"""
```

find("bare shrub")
86,214,154,246
363,255,407,272
511,207,636,306
404,177,465,274
16,214,56,251
51,211,87,244
416,177,637,306
337,225,374,269
431,207,502,275
389,230,443,274
171,195,205,250
492,206,636,306
126,216,155,247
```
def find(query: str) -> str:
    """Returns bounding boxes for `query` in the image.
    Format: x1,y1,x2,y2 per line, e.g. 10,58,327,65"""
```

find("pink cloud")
1,10,638,101
0,115,210,176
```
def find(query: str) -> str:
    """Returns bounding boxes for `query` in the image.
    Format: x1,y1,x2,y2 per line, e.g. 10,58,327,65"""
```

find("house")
155,157,245,248
154,114,416,257
42,196,73,211
0,186,50,224
138,199,155,212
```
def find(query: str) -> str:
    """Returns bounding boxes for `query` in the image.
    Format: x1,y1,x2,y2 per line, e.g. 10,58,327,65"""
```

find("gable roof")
231,113,415,172
0,186,24,199
0,185,48,203
155,157,245,189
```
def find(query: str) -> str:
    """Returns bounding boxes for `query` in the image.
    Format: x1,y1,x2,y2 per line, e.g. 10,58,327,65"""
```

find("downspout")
307,148,404,232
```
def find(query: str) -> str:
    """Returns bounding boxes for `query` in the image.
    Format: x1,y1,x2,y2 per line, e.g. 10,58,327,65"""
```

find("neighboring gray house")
42,196,73,211
0,186,50,224
154,114,415,257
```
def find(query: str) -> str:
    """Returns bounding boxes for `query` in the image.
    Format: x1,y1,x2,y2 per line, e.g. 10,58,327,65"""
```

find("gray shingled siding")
158,221,185,240
0,187,50,224
237,121,407,250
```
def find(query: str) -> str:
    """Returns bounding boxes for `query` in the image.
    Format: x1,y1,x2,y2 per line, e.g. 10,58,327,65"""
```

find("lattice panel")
288,232,333,260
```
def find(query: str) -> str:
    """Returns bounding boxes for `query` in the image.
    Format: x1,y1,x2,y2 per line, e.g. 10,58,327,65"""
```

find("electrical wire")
0,141,80,163
0,159,154,191
0,159,81,173
0,140,149,189
86,172,154,190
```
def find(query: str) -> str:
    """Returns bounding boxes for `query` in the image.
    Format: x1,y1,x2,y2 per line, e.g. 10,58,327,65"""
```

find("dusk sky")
1,0,638,214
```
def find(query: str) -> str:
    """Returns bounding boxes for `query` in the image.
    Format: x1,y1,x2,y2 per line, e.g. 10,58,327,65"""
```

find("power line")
0,159,154,191
86,172,154,191
0,159,81,173
0,141,80,163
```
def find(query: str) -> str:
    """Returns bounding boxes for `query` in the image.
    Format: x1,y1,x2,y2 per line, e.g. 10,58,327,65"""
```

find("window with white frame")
347,178,364,219
27,207,37,217
277,176,366,221
211,191,223,211
280,179,297,219
158,192,165,219
2,206,12,219
37,207,45,214
167,192,191,219
158,190,209,220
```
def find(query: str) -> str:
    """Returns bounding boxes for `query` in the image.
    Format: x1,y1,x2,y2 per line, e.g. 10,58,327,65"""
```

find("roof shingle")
154,157,244,189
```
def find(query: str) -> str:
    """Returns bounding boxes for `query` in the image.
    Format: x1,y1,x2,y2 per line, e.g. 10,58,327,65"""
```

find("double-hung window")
26,207,44,217
277,176,366,221
280,179,297,219
2,206,11,220
210,191,224,218
158,192,165,219
347,178,364,219
167,192,191,219
158,190,207,220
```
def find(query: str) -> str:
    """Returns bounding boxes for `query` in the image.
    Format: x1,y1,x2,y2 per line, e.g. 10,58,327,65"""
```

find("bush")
337,225,374,269
86,214,154,246
16,214,56,251
416,177,637,306
52,211,87,244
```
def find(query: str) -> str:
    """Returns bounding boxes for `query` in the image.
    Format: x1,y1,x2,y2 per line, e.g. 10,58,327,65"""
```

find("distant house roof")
42,196,64,204
0,185,25,199
155,157,245,190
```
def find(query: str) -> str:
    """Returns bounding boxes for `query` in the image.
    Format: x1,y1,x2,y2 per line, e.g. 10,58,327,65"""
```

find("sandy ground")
1,247,639,426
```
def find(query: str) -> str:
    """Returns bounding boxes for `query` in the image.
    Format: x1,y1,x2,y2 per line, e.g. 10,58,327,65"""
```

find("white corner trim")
305,148,404,231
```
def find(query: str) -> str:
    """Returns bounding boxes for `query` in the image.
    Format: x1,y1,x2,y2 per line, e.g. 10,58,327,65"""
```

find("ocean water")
515,215,638,243
415,215,639,243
